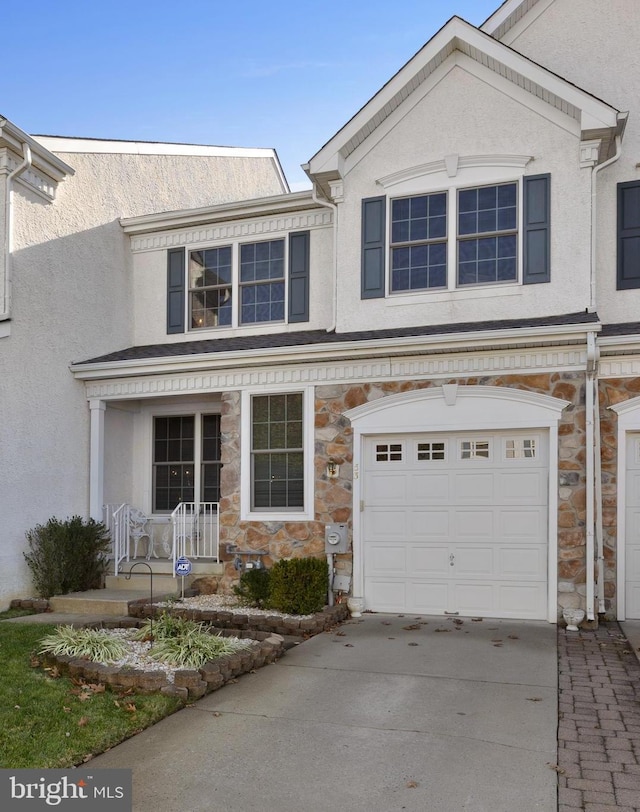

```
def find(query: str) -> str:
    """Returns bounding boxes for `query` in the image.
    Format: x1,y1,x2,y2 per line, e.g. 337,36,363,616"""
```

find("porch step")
49,589,174,617
105,574,181,593
105,558,224,595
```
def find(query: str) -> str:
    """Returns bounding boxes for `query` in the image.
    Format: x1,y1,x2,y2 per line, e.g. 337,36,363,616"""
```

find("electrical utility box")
324,523,349,554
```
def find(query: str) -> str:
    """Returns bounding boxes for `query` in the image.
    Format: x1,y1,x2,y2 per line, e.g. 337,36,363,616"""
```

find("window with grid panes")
251,394,303,509
153,415,221,512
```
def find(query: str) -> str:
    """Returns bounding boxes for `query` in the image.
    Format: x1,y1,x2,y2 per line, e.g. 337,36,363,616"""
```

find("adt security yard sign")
175,557,192,576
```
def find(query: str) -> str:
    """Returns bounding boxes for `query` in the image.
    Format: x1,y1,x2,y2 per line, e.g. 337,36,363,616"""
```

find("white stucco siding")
0,149,284,607
334,63,592,333
504,0,640,326
131,218,334,346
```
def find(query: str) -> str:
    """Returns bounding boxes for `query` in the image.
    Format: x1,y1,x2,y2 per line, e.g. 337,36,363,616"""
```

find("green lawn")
0,619,185,768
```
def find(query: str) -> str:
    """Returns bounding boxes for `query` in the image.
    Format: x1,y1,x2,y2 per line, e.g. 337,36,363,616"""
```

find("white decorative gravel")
154,594,314,620
101,628,254,684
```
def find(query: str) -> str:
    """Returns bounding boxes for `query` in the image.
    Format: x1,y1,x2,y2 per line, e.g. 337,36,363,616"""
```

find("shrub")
134,612,251,668
24,516,111,598
233,568,271,608
38,626,128,661
267,557,328,615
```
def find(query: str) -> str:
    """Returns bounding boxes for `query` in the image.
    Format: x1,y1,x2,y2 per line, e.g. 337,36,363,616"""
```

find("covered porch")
86,391,227,583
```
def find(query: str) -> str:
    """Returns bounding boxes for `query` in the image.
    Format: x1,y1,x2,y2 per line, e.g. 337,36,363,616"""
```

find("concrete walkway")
89,614,557,812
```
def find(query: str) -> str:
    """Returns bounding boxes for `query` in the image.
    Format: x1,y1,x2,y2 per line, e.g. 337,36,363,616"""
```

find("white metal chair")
128,507,152,559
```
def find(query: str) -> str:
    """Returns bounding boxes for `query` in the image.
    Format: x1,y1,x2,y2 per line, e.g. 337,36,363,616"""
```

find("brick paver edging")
557,621,640,811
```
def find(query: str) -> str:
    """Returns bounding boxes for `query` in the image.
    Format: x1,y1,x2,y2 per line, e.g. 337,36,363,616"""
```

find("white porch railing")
171,502,219,575
104,503,131,576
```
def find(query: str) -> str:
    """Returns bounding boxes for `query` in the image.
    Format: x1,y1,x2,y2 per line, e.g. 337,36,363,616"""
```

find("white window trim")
240,386,315,522
188,233,289,332
136,398,222,518
379,154,534,299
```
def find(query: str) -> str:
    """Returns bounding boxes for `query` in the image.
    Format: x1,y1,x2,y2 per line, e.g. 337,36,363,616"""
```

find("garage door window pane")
417,441,446,461
460,440,490,459
376,443,403,462
505,438,536,459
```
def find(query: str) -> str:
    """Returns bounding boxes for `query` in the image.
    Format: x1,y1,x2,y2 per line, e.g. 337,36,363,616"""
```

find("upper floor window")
167,230,310,335
361,173,549,300
389,182,517,293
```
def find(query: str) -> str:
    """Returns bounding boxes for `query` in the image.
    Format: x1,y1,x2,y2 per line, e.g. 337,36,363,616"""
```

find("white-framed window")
505,437,537,460
417,440,446,461
189,237,286,330
390,181,518,293
240,387,315,521
375,442,404,462
152,413,222,513
460,439,491,460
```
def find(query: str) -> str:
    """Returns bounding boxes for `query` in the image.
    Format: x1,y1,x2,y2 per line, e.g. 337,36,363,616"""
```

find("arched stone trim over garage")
345,385,569,622
610,395,640,620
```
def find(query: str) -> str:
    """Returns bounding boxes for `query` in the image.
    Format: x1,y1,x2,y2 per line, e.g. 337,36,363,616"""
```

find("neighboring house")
3,0,640,623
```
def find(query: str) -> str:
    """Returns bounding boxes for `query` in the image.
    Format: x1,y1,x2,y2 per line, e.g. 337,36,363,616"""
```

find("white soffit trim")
307,16,619,177
70,321,596,380
33,135,278,160
481,0,552,42
120,190,319,235
0,118,74,181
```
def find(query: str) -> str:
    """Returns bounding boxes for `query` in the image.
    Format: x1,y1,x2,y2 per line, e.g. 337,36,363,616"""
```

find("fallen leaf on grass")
124,703,136,713
63,706,71,713
30,656,41,668
78,717,89,727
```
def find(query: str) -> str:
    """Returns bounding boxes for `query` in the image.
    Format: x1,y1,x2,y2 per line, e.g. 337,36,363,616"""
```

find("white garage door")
363,430,549,619
625,433,640,618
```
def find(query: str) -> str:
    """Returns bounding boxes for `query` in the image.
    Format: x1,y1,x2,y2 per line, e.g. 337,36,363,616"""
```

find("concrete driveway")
90,614,558,812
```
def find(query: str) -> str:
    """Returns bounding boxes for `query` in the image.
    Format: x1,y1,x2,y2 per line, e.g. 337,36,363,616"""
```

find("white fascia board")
34,135,276,160
0,118,74,180
307,16,619,177
120,190,317,234
70,321,596,380
481,0,533,36
598,334,640,352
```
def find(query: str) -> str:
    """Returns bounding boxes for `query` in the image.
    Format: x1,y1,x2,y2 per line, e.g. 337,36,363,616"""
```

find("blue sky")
4,1,499,190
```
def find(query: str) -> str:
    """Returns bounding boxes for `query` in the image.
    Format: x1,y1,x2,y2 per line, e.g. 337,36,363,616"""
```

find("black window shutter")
361,196,386,298
523,174,551,284
167,248,185,334
288,231,310,322
617,181,640,289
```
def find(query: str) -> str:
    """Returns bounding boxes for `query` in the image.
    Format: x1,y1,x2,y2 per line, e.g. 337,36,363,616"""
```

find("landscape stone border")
39,620,286,700
128,599,350,637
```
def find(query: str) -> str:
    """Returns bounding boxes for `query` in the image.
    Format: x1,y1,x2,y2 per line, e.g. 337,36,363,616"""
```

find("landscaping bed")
39,623,286,701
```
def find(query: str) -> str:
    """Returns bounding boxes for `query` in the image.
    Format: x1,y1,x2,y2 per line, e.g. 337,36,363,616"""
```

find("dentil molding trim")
130,210,332,252
84,346,588,400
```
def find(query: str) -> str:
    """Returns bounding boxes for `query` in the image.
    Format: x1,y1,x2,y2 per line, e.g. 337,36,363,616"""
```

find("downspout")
589,135,622,615
311,182,338,332
2,140,32,320
589,135,621,312
585,331,597,621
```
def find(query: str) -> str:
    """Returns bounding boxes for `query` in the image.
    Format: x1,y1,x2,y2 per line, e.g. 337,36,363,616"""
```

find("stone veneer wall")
218,374,587,615
598,377,640,615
